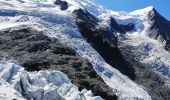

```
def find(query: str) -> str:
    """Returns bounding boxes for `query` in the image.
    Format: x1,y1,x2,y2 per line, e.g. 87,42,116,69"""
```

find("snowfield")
0,0,169,100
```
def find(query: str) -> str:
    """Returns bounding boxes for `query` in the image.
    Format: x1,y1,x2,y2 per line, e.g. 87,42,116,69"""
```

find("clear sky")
95,0,170,20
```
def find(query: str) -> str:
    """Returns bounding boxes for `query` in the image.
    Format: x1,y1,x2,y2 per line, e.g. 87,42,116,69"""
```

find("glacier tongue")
0,61,103,100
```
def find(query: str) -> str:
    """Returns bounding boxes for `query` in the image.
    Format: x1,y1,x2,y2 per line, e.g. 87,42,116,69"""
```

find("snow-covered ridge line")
117,4,170,78
0,61,102,100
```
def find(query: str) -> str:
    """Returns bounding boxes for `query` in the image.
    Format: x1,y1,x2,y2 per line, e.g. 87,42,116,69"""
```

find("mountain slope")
0,27,116,100
0,0,170,100
118,6,170,100
148,8,170,50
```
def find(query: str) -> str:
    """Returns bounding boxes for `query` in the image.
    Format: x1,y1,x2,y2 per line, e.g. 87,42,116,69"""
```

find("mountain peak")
129,6,155,16
139,6,154,12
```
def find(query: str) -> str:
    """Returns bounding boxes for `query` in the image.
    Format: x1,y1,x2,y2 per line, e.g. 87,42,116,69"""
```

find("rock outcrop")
0,27,117,100
74,9,136,80
54,0,68,10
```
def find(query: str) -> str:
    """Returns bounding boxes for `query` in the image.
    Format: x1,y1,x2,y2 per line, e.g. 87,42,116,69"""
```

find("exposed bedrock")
74,9,136,80
110,18,126,34
54,0,68,10
0,27,117,100
110,18,135,34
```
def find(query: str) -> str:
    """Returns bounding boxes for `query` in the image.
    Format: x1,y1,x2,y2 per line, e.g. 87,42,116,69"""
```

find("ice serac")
0,61,103,100
0,79,25,100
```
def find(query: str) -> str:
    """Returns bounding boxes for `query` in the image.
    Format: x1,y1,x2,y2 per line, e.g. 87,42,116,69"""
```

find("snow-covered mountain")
0,0,170,100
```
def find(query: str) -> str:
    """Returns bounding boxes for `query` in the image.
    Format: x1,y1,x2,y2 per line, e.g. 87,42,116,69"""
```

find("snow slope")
117,7,170,78
1,0,169,100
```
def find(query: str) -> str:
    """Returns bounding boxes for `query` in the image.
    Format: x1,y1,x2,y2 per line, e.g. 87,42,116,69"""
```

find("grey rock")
54,0,68,10
74,9,136,80
110,18,126,34
0,27,117,100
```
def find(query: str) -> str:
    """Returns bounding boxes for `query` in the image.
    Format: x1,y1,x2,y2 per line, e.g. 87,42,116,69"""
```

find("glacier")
0,61,102,100
0,0,152,100
0,0,169,100
0,79,25,100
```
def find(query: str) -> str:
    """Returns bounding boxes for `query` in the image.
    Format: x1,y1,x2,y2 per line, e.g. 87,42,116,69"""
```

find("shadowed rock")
54,0,68,10
74,9,136,80
110,18,135,34
120,23,135,32
110,18,126,34
148,8,170,50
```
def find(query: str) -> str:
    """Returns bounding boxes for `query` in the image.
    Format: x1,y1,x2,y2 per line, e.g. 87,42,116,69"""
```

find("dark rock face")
110,18,126,34
0,27,117,100
148,8,170,50
110,18,134,34
74,9,136,80
120,23,135,32
54,0,68,10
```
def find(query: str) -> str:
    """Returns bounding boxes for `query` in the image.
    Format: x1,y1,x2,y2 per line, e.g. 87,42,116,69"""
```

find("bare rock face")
0,27,117,100
74,9,136,80
120,23,135,32
110,18,135,34
54,0,68,10
110,18,126,34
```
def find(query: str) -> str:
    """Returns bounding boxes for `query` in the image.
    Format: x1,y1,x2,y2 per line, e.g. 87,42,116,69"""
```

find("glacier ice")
0,61,103,100
0,79,25,100
4,0,170,99
0,0,154,99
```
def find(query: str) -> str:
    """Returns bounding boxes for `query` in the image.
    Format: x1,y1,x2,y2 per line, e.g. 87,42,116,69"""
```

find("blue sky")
95,0,170,20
